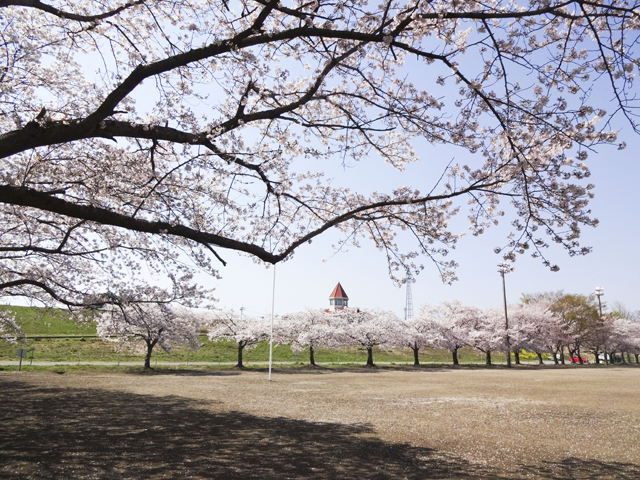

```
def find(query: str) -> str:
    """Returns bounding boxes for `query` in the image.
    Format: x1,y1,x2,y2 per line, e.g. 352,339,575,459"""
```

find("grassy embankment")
0,305,545,367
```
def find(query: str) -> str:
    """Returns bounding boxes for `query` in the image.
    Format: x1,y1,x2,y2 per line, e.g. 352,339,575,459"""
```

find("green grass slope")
0,305,97,335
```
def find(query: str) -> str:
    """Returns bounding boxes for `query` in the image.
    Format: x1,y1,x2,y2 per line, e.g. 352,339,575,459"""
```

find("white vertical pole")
501,270,511,368
268,264,276,381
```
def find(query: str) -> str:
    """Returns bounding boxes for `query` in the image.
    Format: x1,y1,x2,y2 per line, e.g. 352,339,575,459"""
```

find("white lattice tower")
404,273,414,320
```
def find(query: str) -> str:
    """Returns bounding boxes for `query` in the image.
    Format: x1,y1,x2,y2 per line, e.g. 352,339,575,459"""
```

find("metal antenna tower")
404,273,414,320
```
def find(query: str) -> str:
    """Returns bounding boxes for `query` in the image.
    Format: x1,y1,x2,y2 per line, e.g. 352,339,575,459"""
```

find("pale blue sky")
63,20,640,318
208,125,640,319
203,25,640,318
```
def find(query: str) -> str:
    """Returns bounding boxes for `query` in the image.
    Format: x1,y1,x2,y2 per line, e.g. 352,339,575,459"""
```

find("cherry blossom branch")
0,279,90,307
0,175,508,265
0,0,144,22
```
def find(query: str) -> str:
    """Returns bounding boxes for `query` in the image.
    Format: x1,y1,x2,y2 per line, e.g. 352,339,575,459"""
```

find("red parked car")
570,357,589,364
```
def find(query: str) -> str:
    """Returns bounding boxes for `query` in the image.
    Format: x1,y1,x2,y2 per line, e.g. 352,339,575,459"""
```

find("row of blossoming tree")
207,296,640,368
5,292,636,370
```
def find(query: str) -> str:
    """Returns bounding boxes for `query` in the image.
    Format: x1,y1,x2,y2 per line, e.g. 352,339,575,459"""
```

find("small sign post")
16,349,27,371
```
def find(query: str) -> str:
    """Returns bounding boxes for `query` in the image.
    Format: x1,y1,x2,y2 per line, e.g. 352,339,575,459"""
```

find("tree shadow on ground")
517,458,640,479
1,377,638,479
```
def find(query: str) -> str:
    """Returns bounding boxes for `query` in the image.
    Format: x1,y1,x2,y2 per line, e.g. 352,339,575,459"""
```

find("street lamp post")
595,287,604,317
595,286,606,365
498,261,512,368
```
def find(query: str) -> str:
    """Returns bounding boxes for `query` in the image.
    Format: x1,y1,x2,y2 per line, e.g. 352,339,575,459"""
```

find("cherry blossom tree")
606,316,640,363
505,307,527,365
337,309,399,367
543,314,577,365
0,309,26,344
278,308,339,366
626,321,640,364
207,310,269,368
522,291,599,364
607,309,640,363
468,308,505,365
2,0,639,308
422,301,481,365
96,298,202,369
506,302,557,365
581,314,614,364
395,314,439,366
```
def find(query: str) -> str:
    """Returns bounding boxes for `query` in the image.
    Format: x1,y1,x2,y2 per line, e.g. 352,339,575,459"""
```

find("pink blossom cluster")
1,0,639,309
205,302,640,367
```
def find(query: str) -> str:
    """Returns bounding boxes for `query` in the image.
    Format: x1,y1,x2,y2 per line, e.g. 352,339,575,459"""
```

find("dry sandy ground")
1,366,639,479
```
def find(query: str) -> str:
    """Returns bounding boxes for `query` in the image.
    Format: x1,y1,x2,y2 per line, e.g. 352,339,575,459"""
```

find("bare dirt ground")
1,365,639,479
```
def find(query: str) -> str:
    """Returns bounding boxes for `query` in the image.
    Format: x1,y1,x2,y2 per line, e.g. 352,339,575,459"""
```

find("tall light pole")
498,261,512,368
268,264,276,381
595,286,604,317
595,286,606,365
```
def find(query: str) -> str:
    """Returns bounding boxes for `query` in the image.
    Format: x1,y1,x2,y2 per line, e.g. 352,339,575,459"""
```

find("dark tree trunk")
144,338,159,369
604,350,609,365
552,353,559,365
635,353,639,364
451,347,459,365
627,353,632,364
537,352,544,365
309,345,316,366
412,344,420,366
568,348,576,363
514,350,521,365
486,350,492,365
594,351,600,364
577,346,583,364
560,350,566,365
622,352,627,364
144,342,153,369
236,342,245,368
366,347,375,367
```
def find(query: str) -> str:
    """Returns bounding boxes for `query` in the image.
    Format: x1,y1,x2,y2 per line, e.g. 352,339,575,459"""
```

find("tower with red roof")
328,282,349,311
